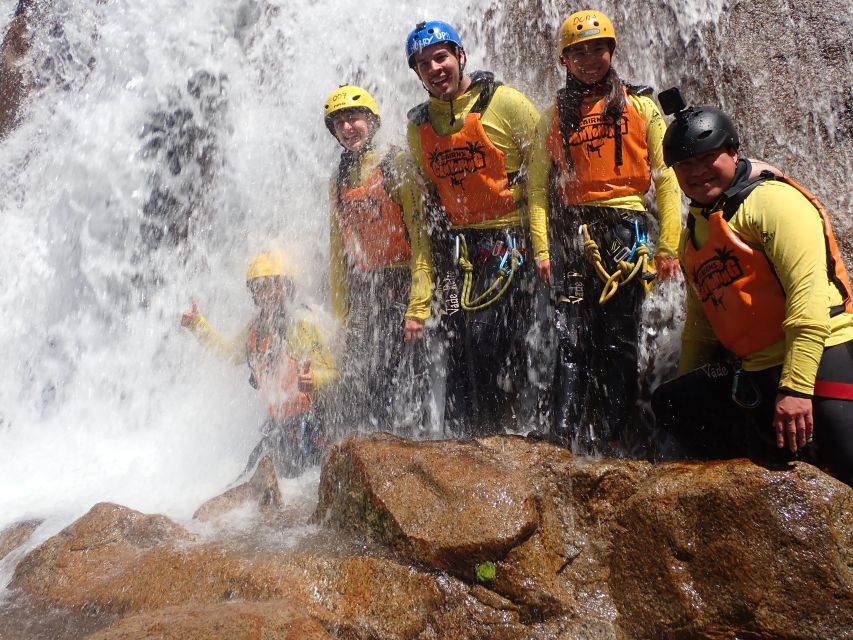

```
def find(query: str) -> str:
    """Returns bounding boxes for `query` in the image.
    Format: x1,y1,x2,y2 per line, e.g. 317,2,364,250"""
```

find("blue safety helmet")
406,21,464,68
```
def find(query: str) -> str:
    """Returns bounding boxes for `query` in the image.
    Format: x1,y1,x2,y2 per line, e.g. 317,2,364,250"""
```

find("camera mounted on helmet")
658,87,688,119
659,87,740,167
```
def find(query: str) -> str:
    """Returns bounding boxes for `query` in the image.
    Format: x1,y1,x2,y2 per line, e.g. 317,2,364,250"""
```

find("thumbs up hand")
180,299,201,328
298,358,314,393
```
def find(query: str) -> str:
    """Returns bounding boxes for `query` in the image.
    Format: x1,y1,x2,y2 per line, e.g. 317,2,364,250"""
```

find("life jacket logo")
692,247,744,308
340,196,382,227
569,113,629,146
429,142,487,187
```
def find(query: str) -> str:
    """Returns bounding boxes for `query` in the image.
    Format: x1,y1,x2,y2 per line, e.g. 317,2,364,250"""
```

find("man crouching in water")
181,251,338,478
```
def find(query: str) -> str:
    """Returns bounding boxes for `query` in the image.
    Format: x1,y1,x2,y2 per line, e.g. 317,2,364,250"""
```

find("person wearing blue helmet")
402,20,542,437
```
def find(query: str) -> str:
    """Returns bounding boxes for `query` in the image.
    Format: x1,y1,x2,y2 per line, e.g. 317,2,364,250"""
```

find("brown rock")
86,601,332,640
0,518,42,561
8,437,852,640
610,460,853,639
317,435,853,638
193,456,283,522
317,434,544,565
0,1,35,138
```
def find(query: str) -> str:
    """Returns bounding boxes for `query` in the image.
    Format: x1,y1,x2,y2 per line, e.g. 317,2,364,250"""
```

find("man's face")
332,110,374,153
560,39,613,85
412,43,465,100
673,147,739,205
249,276,291,311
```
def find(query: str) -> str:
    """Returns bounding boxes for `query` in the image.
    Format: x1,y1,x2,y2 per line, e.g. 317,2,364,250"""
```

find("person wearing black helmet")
402,20,541,436
652,89,853,486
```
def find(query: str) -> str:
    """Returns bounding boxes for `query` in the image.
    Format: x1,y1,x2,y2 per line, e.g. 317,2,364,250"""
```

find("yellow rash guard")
328,148,433,322
678,179,853,394
184,309,338,390
527,93,681,263
406,76,540,320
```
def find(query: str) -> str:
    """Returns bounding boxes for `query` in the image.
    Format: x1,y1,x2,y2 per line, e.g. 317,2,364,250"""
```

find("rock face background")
3,434,852,640
488,0,852,254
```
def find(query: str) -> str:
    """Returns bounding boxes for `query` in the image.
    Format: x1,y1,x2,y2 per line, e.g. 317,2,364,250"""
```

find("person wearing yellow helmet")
323,85,431,432
402,20,542,437
180,251,338,477
526,9,682,453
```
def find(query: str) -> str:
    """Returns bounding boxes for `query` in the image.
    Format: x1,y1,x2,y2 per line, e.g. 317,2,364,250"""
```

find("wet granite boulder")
6,435,852,639
316,433,853,639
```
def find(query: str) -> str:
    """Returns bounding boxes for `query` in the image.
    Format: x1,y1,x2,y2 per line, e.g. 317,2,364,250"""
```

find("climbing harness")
580,218,651,304
455,232,524,311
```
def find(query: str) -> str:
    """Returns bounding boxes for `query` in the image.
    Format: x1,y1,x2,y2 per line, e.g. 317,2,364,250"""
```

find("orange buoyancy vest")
414,76,519,226
683,175,853,357
547,86,651,205
683,211,787,357
782,175,853,315
336,161,411,272
247,322,311,419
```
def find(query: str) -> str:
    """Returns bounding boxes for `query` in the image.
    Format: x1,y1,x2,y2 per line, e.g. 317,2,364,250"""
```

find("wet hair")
559,64,626,129
556,60,628,169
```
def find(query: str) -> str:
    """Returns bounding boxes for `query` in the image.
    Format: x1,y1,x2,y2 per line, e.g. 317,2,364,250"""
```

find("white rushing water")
1,0,846,556
0,0,556,538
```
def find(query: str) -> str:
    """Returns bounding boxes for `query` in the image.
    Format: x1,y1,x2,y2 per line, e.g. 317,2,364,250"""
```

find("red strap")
813,380,853,401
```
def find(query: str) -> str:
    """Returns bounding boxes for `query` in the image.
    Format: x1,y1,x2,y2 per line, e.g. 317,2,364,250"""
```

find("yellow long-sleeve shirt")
184,309,338,390
678,179,853,394
405,75,540,320
527,93,682,262
328,148,433,322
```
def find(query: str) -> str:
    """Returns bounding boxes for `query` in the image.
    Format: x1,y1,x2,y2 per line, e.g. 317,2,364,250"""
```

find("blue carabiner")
627,220,647,262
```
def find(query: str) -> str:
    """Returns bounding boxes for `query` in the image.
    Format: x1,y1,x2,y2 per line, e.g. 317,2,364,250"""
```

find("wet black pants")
338,267,410,431
551,206,649,452
434,228,533,437
652,340,853,487
242,413,327,479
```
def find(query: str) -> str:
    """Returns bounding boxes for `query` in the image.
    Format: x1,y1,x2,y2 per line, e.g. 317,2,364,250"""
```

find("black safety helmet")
662,104,739,167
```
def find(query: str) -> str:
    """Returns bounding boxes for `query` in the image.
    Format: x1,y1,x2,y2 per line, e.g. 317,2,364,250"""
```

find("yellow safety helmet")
323,85,381,136
245,251,293,282
558,10,616,57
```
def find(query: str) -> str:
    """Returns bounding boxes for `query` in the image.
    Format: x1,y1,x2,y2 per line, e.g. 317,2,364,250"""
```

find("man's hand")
772,393,814,453
180,299,200,328
404,318,425,343
298,359,314,393
654,256,681,281
537,258,552,287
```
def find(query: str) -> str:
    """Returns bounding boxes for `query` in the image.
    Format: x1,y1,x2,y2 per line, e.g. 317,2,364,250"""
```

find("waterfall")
0,0,849,534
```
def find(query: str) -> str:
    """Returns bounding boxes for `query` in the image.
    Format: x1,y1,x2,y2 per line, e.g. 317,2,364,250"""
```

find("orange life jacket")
683,174,853,357
246,321,310,419
411,73,519,226
336,157,411,272
547,85,651,205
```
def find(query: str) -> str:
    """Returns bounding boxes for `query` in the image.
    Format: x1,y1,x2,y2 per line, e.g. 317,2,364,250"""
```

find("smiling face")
560,39,613,85
412,42,469,100
673,147,740,205
331,109,376,153
249,276,293,314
